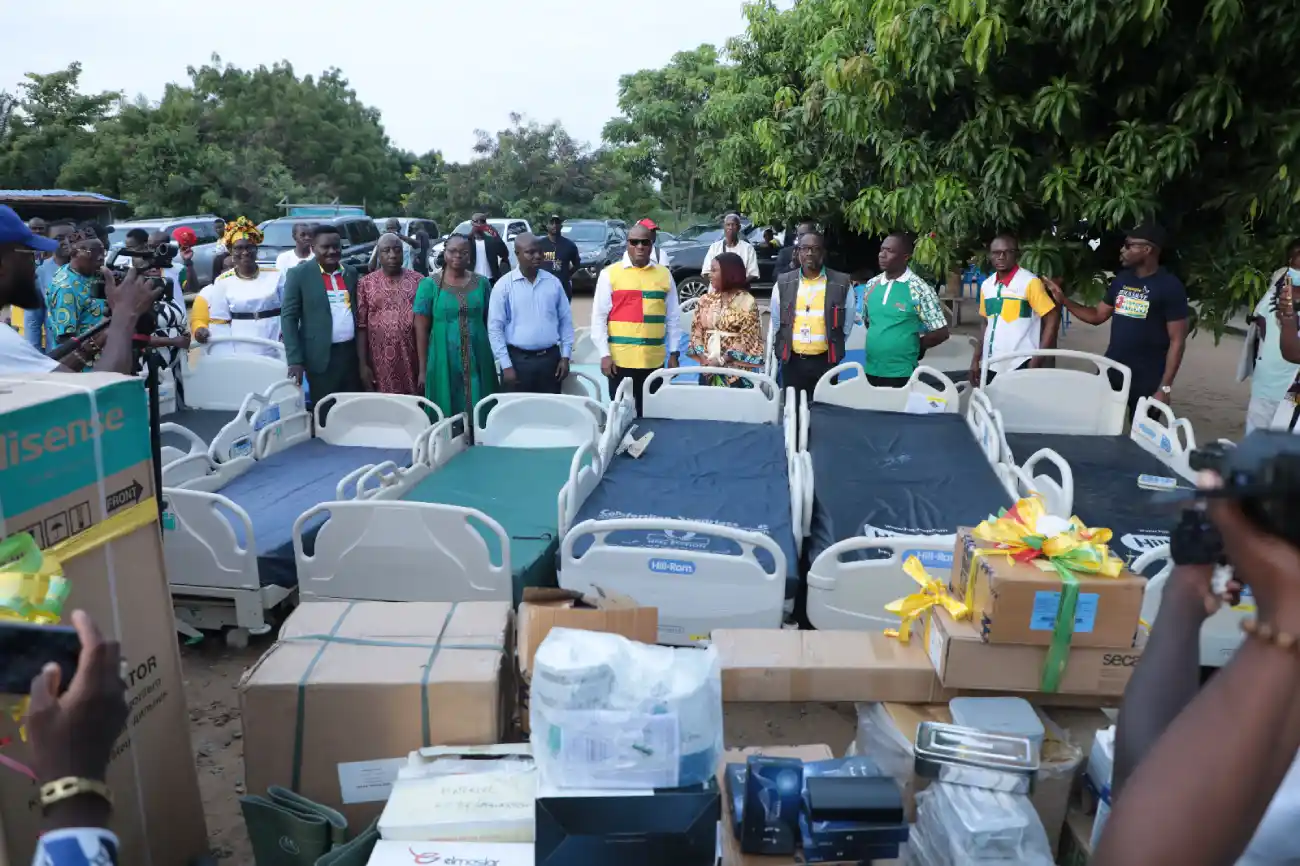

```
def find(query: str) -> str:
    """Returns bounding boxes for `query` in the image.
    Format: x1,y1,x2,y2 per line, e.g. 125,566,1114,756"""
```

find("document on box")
336,757,406,804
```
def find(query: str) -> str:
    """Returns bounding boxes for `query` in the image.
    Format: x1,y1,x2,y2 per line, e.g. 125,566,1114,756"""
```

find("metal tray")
914,721,1039,794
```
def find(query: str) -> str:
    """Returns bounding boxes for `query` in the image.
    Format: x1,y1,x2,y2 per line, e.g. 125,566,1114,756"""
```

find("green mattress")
402,445,579,605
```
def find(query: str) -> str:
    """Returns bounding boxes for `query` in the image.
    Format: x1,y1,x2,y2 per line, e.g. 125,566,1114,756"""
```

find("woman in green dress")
414,233,498,426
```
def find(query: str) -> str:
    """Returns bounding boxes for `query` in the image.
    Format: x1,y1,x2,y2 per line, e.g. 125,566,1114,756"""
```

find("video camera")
1186,431,1300,551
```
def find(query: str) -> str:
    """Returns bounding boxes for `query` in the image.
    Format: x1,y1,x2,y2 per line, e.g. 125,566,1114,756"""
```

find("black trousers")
608,366,659,417
866,374,910,388
781,352,834,404
1110,368,1163,423
308,340,363,421
506,345,562,394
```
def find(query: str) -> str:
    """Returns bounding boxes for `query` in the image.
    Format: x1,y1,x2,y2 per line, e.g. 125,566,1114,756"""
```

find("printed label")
927,614,946,672
336,757,405,804
902,549,954,573
1030,591,1099,633
649,558,696,575
555,712,680,788
253,404,280,431
1120,532,1170,552
229,437,253,459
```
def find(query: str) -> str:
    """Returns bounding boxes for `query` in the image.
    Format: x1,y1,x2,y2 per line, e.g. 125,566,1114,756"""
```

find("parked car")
431,218,532,271
663,232,781,301
257,214,381,273
564,219,628,293
107,215,224,288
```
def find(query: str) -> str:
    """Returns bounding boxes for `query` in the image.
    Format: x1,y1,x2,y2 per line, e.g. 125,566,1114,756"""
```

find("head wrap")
221,216,263,249
172,226,198,248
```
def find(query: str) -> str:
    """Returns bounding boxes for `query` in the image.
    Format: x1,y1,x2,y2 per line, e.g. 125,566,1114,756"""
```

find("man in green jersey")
860,232,949,386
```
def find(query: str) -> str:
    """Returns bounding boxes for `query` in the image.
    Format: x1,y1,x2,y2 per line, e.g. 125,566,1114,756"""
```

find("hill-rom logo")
649,558,696,575
661,529,698,541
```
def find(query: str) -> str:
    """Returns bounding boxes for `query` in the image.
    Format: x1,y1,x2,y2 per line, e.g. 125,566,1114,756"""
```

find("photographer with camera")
1099,473,1300,865
0,206,153,375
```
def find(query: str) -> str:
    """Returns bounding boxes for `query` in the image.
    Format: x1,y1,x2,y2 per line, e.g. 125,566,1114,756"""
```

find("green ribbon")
1040,559,1080,693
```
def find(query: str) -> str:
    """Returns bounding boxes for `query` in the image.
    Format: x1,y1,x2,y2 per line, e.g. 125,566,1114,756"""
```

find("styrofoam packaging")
949,697,1046,760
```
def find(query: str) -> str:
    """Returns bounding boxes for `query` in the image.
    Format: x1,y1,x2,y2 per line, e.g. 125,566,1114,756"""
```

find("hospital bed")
162,392,440,645
802,363,1074,631
290,393,610,606
982,349,1198,568
560,367,800,646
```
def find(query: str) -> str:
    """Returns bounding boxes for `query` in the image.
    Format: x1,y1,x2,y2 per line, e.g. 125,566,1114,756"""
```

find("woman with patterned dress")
357,233,421,394
413,233,498,425
686,251,765,387
190,218,282,358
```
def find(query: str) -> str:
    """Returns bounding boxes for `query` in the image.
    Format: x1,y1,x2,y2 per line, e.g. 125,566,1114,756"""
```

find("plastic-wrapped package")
853,703,916,784
914,783,1054,865
530,627,723,789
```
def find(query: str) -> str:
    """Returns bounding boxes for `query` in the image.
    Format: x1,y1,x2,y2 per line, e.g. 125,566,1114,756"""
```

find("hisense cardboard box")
951,529,1145,648
927,608,1142,697
240,600,512,827
0,373,208,866
713,628,940,703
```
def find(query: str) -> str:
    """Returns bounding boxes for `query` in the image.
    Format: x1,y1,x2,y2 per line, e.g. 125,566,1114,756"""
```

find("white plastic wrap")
529,627,723,790
912,783,1054,865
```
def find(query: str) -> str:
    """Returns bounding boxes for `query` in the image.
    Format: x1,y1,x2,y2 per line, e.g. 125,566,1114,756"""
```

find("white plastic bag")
530,627,723,790
914,783,1054,865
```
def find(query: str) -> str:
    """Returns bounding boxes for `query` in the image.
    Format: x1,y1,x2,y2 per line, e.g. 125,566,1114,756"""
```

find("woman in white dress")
190,217,282,357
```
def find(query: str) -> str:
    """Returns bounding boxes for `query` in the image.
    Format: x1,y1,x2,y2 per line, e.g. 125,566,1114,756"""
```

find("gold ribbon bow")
884,556,970,644
0,499,159,735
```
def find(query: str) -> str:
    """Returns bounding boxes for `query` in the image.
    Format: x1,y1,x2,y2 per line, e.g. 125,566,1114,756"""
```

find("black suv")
257,214,381,272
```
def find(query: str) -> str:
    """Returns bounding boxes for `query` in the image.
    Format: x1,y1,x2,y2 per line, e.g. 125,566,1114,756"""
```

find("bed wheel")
225,628,251,650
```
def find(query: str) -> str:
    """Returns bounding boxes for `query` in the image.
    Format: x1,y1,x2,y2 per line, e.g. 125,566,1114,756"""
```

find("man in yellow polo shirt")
591,222,682,416
773,231,854,401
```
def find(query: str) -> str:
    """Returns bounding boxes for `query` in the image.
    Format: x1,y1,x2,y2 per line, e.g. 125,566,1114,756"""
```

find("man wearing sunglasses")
591,222,682,415
1047,223,1188,420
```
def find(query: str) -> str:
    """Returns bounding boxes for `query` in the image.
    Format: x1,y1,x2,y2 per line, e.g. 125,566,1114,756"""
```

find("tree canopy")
701,0,1300,326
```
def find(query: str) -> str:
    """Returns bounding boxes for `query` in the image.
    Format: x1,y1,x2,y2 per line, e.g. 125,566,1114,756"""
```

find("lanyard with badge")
799,274,822,344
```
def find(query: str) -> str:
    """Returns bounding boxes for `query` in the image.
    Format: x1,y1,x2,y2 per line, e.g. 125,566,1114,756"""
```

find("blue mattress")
1004,433,1174,573
215,439,413,587
808,404,1011,566
572,418,798,596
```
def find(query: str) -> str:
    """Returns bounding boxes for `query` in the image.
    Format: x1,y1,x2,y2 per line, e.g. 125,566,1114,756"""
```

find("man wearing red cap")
622,218,669,267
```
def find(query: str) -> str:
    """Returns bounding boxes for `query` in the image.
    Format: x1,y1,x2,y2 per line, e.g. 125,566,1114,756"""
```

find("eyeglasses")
989,249,1019,257
627,239,653,247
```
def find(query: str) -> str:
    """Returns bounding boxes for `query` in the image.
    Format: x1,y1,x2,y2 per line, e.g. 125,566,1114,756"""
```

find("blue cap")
0,205,59,252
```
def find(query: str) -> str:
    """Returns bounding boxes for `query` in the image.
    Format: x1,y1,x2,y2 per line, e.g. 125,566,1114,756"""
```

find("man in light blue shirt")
488,233,574,393
27,220,75,349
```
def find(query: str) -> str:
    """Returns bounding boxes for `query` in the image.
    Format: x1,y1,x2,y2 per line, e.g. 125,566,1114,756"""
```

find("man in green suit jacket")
280,224,363,407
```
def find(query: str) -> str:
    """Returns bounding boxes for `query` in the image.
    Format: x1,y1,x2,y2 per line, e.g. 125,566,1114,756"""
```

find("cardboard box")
0,373,208,866
927,609,1142,697
950,529,1145,648
240,600,511,826
369,841,533,866
516,588,657,734
714,628,941,703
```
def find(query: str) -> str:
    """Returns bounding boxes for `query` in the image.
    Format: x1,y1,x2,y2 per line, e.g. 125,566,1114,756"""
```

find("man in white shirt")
0,205,153,375
591,223,682,416
701,213,759,284
275,222,317,278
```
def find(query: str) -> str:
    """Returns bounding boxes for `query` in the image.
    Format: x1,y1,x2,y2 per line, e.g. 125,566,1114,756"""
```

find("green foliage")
402,113,658,232
0,64,119,189
604,45,732,222
705,0,1300,328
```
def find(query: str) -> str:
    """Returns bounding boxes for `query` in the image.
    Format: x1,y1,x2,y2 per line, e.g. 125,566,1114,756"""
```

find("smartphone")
0,622,80,695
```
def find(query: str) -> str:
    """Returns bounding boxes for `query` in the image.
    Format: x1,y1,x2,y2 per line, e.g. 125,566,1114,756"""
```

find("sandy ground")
180,295,1252,862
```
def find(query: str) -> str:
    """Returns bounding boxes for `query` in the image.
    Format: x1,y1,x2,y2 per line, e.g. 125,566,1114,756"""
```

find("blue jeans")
23,307,47,350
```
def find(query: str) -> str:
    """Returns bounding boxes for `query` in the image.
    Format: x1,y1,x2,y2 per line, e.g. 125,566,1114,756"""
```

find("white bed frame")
559,367,797,646
802,364,1075,631
159,379,307,488
162,392,442,644
290,394,605,604
980,348,1130,436
178,335,291,410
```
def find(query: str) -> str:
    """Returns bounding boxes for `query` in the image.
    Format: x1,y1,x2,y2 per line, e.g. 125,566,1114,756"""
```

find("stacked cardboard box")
0,373,208,866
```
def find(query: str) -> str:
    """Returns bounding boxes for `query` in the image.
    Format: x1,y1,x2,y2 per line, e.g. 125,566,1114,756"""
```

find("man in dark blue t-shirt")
1047,223,1189,420
537,214,581,300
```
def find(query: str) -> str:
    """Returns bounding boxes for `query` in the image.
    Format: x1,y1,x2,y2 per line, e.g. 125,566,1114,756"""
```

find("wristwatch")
1159,385,1172,395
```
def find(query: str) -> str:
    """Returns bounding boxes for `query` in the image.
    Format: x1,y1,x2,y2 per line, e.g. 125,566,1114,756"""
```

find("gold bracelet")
39,777,113,811
1240,618,1300,651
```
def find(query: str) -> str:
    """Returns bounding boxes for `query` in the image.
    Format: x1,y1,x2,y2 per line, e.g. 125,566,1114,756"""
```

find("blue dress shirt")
487,268,575,369
27,257,61,349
